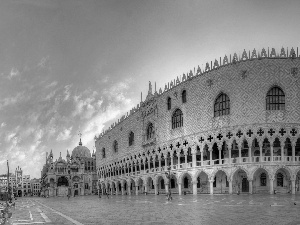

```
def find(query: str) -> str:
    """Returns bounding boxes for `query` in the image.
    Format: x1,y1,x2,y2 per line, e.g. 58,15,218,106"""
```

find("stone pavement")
6,194,300,225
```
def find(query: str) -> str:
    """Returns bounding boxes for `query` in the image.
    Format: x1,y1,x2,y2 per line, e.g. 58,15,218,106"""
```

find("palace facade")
41,139,97,197
95,47,300,196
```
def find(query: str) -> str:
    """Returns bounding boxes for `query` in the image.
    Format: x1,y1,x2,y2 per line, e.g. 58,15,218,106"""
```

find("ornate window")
147,123,154,140
113,140,118,153
129,131,134,146
277,173,283,187
266,86,285,110
260,173,266,186
214,93,230,117
172,109,183,129
167,97,171,110
182,90,187,103
102,148,106,158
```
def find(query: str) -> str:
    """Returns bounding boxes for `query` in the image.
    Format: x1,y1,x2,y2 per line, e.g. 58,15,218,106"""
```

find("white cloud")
37,56,50,69
1,122,6,128
9,67,20,79
56,126,72,141
63,84,72,101
46,81,58,89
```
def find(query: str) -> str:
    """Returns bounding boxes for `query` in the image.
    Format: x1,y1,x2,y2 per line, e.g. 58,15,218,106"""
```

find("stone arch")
178,171,193,184
273,166,293,180
251,167,270,194
211,168,230,180
194,170,209,181
231,167,250,193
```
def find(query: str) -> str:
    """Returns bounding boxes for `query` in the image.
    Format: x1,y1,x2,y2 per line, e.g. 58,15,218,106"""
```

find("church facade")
95,47,300,196
40,139,97,197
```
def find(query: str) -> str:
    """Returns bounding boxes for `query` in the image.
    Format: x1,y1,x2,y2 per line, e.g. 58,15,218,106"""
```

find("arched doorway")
196,171,209,194
274,168,291,193
252,168,269,194
214,170,228,194
232,169,249,193
180,173,192,195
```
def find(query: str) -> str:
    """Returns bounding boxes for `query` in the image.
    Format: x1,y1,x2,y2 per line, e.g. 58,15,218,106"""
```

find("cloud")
56,126,72,141
1,122,6,128
37,56,50,70
9,68,20,79
63,84,72,101
46,81,58,89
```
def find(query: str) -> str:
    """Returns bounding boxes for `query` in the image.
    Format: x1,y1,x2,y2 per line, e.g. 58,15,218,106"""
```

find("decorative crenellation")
96,47,300,139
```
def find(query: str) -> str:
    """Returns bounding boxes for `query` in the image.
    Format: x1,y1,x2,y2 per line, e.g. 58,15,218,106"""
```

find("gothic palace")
95,47,300,196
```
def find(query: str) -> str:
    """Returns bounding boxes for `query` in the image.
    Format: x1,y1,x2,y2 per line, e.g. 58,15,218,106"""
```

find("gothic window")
167,97,171,110
214,93,230,117
277,173,283,187
129,131,134,146
102,148,106,158
184,177,189,188
260,173,266,186
147,123,154,140
172,109,183,129
266,86,285,110
197,177,201,188
182,90,187,103
213,177,216,187
113,140,118,153
226,176,229,187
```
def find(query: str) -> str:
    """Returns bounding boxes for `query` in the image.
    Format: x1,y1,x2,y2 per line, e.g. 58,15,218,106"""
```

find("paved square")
9,194,300,225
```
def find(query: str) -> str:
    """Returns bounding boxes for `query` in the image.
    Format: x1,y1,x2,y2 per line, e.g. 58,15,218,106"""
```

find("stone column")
248,142,252,163
192,152,196,168
209,148,213,166
154,182,158,195
281,142,285,162
238,143,242,163
143,162,146,174
134,165,137,174
135,185,138,195
158,157,161,171
229,179,233,194
248,179,253,194
178,154,180,168
115,184,119,195
228,144,232,165
200,146,204,166
192,180,197,195
171,156,174,169
178,182,182,195
139,162,142,173
121,185,124,195
270,141,274,162
148,160,151,171
184,153,188,168
209,180,214,195
110,184,113,195
101,186,104,195
131,164,134,175
291,179,296,195
128,182,131,195
164,158,167,170
259,142,263,162
218,144,222,165
269,178,274,195
144,181,148,194
292,142,296,162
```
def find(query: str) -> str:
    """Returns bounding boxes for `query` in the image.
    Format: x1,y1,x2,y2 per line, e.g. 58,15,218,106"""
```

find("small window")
113,140,118,153
167,97,171,110
147,123,154,140
129,131,134,146
260,173,266,186
266,86,285,110
214,93,230,117
102,148,106,158
172,109,183,129
182,90,187,103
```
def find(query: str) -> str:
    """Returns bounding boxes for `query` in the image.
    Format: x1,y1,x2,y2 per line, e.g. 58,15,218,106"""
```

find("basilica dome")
71,139,91,158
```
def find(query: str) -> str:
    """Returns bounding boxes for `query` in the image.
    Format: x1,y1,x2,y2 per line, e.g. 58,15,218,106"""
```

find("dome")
71,141,91,158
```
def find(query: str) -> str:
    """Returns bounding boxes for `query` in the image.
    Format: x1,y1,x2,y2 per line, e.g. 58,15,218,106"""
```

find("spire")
50,149,53,158
67,149,70,157
148,81,152,95
78,131,82,146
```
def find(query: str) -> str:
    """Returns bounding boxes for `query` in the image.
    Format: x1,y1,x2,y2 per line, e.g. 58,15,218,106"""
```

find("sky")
0,0,300,178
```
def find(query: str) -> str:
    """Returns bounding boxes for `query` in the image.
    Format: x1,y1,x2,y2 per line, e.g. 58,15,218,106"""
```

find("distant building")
30,178,40,196
41,137,97,197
